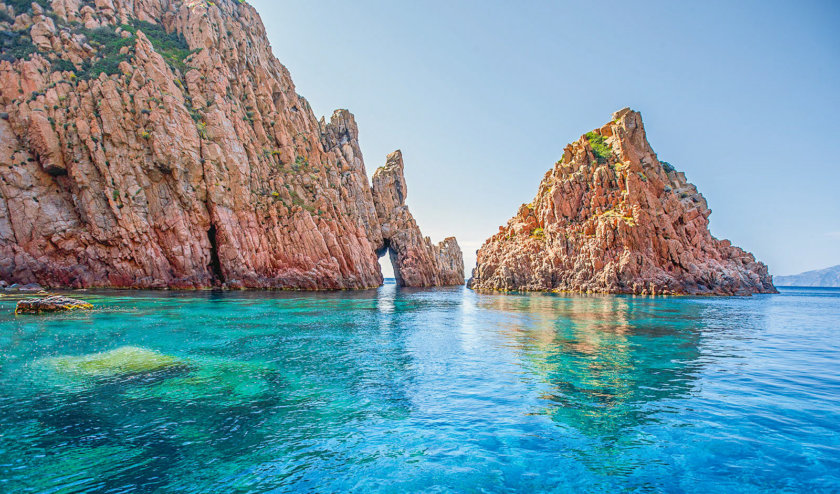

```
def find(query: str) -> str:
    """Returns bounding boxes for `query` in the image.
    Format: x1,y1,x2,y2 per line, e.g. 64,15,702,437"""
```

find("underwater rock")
15,295,92,314
126,357,274,405
44,346,184,378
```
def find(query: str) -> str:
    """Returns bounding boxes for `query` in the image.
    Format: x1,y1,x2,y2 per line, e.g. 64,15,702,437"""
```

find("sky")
251,0,840,278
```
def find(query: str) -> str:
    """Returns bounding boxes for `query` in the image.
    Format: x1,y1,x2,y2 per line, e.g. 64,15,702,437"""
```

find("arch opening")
376,240,400,286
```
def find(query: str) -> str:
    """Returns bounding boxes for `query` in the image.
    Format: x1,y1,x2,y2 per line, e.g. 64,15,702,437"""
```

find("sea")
0,286,837,492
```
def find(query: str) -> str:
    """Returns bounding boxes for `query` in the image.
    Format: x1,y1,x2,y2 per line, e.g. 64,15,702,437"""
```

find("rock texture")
469,108,776,296
371,151,464,287
0,0,463,289
15,295,93,314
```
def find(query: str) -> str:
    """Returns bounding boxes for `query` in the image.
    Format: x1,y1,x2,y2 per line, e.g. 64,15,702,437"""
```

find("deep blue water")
0,286,838,492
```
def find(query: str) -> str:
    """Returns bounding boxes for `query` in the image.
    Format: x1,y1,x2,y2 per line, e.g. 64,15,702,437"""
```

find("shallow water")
0,286,838,492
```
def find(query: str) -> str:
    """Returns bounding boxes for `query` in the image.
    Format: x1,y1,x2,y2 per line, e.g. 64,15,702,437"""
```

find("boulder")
15,295,93,314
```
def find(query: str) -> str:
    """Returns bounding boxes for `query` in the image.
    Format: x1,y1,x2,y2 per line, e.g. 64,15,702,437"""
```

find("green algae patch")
46,346,185,379
125,357,274,405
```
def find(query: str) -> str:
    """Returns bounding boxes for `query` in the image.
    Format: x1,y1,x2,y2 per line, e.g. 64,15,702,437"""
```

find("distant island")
775,265,840,287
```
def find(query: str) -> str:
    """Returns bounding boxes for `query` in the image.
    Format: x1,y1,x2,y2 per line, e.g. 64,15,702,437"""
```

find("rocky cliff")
372,150,464,287
0,0,463,289
469,108,776,295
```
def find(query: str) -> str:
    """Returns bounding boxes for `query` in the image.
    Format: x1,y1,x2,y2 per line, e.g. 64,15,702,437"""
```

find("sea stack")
0,0,463,289
469,108,776,295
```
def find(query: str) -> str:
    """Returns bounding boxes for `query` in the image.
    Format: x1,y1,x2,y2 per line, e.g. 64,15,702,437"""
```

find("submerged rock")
469,108,777,296
15,295,93,314
45,346,184,378
125,357,275,405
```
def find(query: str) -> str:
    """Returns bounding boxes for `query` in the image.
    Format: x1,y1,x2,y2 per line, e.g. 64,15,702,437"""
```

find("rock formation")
0,0,463,289
15,295,93,314
371,151,464,287
469,108,776,296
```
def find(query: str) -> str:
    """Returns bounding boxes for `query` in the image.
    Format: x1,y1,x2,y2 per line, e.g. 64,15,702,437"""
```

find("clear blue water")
0,286,838,492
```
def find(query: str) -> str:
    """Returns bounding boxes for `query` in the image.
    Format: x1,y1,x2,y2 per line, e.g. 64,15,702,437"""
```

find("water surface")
0,287,838,492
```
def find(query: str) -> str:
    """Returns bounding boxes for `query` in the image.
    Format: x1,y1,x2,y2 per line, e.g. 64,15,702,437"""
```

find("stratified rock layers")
0,0,463,289
469,109,776,295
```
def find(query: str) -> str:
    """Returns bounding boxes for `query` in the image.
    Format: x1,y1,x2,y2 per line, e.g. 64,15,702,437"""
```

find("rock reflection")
475,293,703,439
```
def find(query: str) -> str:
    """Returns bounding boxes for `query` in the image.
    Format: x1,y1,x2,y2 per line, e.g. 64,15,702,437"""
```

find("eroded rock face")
469,108,776,296
372,151,464,287
0,0,462,289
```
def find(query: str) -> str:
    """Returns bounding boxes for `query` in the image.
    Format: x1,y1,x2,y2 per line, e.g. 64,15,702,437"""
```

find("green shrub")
51,58,76,73
132,20,194,74
584,131,613,164
6,0,50,14
82,26,131,49
0,30,37,62
85,55,125,79
78,25,133,80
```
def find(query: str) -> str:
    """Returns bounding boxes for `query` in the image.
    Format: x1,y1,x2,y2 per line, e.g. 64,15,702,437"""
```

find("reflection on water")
0,287,837,492
478,294,705,437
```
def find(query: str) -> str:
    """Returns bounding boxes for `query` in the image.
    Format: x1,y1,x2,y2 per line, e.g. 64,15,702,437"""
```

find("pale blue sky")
251,0,840,278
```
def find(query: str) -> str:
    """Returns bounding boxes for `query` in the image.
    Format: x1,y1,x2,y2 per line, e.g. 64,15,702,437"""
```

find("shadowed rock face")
469,108,776,296
0,0,463,289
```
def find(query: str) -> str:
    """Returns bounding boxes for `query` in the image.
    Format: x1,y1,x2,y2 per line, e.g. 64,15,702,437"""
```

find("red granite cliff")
469,108,776,295
0,0,463,288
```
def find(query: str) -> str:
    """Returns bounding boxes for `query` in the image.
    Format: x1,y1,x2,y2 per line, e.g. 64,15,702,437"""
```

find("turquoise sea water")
0,286,838,492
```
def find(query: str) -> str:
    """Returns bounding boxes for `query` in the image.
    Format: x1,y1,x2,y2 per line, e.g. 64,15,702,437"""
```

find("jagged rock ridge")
0,0,463,289
469,108,776,295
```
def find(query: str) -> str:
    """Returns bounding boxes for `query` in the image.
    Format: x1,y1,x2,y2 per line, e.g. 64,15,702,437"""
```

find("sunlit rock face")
469,108,776,295
371,151,464,287
0,0,462,289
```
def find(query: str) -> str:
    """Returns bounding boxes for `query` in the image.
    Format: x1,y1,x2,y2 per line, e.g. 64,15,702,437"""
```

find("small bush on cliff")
0,30,37,62
51,59,76,73
131,20,194,75
78,26,134,80
85,55,126,79
584,132,613,164
6,0,50,14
